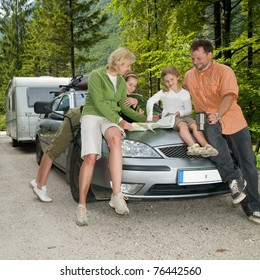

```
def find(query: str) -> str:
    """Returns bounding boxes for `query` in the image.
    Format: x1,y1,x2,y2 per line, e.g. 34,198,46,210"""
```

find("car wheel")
12,138,18,147
35,137,43,165
69,144,96,203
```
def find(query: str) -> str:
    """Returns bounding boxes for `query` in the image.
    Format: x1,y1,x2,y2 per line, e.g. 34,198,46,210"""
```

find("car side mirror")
34,101,52,114
49,111,65,120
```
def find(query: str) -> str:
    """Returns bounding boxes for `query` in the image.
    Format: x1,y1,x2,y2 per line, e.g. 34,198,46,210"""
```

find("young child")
146,65,218,157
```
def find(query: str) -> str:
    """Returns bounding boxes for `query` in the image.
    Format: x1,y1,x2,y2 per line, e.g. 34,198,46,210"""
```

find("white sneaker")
30,179,52,202
109,192,129,215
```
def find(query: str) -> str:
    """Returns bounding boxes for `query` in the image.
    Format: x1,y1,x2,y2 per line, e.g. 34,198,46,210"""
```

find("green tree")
21,0,108,78
20,0,71,76
109,0,203,96
109,0,259,138
0,0,32,115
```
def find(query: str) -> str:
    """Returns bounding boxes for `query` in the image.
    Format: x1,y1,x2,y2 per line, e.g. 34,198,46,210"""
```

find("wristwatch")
215,112,222,120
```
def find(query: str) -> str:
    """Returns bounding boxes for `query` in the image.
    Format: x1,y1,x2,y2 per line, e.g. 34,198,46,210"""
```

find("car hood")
125,128,184,147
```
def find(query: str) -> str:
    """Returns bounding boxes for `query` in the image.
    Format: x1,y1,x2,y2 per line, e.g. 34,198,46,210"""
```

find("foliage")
0,114,6,130
20,0,108,78
0,0,259,139
79,0,123,74
0,0,32,115
108,0,260,140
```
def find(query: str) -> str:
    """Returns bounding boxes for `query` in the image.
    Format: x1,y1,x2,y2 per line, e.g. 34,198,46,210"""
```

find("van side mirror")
34,101,52,114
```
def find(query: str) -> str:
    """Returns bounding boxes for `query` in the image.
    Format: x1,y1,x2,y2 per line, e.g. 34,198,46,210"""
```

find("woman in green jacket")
76,48,146,226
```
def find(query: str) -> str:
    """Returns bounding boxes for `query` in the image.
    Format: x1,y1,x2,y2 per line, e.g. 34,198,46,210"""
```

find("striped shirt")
183,61,247,135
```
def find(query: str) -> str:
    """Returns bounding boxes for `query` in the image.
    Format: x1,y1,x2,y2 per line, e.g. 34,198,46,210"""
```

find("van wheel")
35,137,43,165
69,144,96,203
12,139,18,147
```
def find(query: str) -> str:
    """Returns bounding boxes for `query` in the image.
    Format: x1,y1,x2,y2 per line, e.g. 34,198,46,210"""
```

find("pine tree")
21,0,108,78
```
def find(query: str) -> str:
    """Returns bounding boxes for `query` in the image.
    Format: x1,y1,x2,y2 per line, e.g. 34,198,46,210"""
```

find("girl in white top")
146,66,218,157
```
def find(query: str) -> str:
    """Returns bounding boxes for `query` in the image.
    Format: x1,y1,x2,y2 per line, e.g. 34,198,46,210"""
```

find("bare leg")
189,122,208,146
104,126,122,196
177,122,196,146
35,152,53,189
78,154,97,206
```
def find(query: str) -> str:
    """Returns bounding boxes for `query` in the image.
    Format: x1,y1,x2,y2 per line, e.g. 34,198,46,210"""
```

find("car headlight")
121,139,161,158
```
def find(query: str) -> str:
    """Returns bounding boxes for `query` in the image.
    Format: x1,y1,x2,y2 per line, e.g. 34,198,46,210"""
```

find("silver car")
35,77,229,202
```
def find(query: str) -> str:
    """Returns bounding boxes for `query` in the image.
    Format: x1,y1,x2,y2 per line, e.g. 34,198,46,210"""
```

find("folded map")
130,114,176,132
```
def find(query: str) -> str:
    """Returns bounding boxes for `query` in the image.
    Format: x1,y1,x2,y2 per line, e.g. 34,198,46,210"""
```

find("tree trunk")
69,0,75,78
214,1,222,58
247,0,253,69
221,0,232,62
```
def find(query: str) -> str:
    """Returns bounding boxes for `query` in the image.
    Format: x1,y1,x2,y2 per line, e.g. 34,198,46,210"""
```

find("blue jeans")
204,123,260,215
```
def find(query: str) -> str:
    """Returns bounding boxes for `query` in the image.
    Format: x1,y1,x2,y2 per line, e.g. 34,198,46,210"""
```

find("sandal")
201,144,219,157
187,143,204,156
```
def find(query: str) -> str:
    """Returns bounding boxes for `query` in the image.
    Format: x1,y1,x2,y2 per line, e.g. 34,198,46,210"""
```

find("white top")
107,73,117,92
146,88,192,121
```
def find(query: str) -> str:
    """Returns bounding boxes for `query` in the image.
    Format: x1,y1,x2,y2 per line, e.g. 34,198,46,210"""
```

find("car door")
50,95,71,171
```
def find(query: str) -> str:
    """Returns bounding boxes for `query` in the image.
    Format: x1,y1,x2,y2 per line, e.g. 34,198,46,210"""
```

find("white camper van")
5,76,71,147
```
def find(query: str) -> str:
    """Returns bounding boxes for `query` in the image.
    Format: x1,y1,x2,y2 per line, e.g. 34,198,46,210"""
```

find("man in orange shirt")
183,39,260,224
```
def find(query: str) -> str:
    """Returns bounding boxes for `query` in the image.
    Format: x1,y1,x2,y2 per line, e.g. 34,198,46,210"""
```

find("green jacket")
82,68,146,124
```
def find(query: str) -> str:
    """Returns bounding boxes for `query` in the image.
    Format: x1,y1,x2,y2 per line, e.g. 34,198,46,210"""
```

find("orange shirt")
183,61,247,135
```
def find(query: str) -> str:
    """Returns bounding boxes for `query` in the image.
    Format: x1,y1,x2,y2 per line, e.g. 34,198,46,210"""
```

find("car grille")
157,145,200,159
144,182,229,196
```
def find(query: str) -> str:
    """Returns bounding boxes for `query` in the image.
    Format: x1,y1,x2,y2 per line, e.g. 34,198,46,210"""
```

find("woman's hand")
124,97,138,108
139,108,145,115
119,119,133,130
152,115,160,121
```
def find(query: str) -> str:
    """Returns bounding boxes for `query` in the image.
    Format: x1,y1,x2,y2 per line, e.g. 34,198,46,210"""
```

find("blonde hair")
107,48,136,72
161,66,181,92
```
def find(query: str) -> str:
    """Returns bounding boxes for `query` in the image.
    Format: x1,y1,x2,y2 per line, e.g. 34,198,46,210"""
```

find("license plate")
178,169,222,185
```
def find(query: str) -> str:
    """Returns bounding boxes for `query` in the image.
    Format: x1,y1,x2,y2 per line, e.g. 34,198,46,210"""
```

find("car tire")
12,138,18,147
35,136,43,165
69,144,96,203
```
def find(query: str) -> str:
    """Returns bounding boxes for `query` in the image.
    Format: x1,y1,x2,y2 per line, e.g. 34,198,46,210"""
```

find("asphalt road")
0,131,260,261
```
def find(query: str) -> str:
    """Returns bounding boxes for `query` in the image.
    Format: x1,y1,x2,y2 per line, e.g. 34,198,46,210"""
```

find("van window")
74,91,87,107
27,88,58,107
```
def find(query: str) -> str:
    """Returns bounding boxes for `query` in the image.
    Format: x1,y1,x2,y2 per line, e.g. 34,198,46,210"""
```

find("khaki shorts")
81,115,125,160
174,116,195,130
46,107,81,161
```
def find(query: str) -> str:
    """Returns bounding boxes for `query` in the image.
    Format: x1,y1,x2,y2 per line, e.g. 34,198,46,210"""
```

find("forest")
0,0,259,147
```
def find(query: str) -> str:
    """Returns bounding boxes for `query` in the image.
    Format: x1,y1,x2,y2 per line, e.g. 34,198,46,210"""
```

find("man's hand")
206,112,221,125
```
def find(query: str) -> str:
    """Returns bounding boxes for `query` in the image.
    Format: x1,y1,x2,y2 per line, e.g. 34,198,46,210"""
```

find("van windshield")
27,87,60,107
